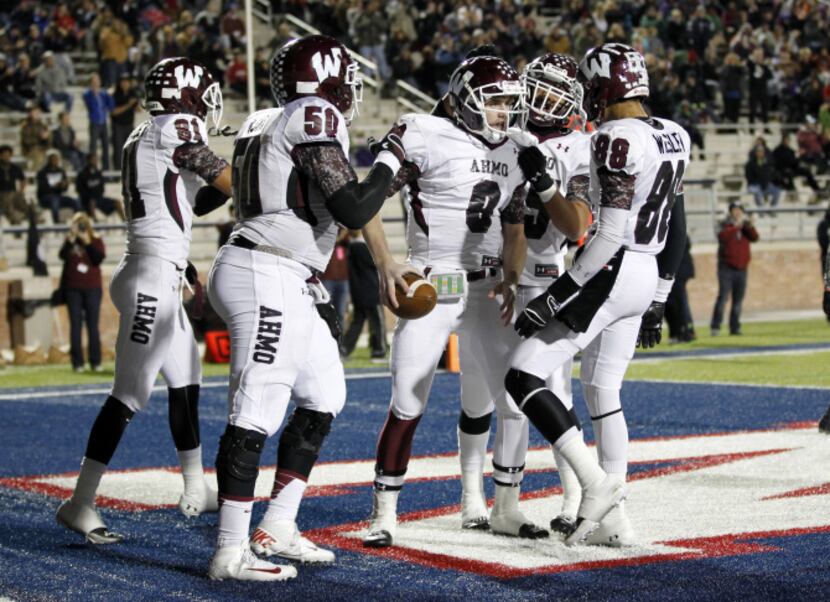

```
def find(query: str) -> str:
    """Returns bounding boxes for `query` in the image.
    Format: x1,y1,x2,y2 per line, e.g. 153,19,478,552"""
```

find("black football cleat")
819,406,830,434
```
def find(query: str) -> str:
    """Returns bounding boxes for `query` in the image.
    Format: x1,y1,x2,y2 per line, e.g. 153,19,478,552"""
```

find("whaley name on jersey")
395,113,526,272
591,116,690,255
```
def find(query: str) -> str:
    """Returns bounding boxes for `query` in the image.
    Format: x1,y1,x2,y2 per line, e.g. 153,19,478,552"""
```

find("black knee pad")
505,368,546,404
215,425,266,498
505,369,576,445
277,408,334,479
85,396,135,465
458,410,492,435
168,384,200,451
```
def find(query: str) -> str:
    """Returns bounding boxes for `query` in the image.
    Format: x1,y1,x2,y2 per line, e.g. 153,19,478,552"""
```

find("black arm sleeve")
656,194,687,279
193,185,230,216
325,162,395,230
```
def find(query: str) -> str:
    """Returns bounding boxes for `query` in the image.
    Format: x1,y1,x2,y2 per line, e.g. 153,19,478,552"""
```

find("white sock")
457,427,488,474
261,473,307,524
177,446,207,493
217,498,253,548
553,448,580,517
594,412,629,475
71,457,106,507
555,432,604,489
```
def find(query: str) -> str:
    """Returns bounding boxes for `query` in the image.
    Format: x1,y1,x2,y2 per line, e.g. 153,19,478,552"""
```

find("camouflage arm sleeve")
291,142,357,199
597,167,636,210
566,174,590,207
500,183,527,224
172,143,229,183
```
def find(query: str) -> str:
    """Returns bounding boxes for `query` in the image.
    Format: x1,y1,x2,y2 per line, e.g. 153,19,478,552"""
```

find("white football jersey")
521,129,591,287
230,97,350,273
396,114,526,272
588,117,690,255
122,114,210,269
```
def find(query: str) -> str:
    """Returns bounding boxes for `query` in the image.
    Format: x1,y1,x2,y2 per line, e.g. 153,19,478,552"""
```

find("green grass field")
2,319,829,390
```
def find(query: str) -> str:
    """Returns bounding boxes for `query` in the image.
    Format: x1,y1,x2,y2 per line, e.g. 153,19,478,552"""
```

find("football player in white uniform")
509,53,594,536
206,35,403,581
505,43,689,546
359,56,551,547
56,58,231,544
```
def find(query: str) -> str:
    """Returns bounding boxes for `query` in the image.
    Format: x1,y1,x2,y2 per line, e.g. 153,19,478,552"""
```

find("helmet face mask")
523,54,583,127
450,57,525,143
271,35,364,125
201,81,223,133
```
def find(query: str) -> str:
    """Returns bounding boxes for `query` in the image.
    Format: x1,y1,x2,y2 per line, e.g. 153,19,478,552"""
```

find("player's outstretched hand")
517,146,554,192
636,301,665,348
368,123,407,164
378,261,423,309
488,281,517,326
515,290,558,338
823,289,830,321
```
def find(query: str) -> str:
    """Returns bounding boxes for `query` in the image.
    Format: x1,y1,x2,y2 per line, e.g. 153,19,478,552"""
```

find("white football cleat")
209,540,298,582
489,485,548,539
250,520,335,563
585,504,636,547
460,471,489,530
178,485,219,517
565,475,627,546
56,500,124,544
363,489,399,548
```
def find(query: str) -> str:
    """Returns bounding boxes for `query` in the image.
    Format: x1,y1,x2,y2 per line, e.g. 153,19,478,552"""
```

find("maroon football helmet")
144,57,223,130
577,43,649,122
448,56,524,143
270,34,363,124
523,53,583,127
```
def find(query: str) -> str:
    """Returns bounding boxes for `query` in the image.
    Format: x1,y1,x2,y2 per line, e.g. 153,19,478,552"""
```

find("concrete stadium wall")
0,243,824,357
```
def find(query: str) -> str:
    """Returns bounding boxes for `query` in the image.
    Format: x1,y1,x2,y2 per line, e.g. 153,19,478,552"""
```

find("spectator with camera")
58,212,105,372
710,202,759,337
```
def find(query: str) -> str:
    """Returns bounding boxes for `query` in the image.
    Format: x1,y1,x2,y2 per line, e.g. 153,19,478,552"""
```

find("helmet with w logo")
144,57,223,131
523,53,583,127
448,56,525,144
270,34,363,124
577,43,649,122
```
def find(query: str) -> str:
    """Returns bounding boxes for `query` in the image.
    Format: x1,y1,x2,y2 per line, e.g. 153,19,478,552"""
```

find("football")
392,273,437,319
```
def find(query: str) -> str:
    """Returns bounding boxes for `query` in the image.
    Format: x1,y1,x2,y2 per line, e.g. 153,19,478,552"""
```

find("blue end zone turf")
0,374,828,600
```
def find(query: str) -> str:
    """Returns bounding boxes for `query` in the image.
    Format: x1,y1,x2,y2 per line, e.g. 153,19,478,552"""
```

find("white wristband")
375,150,402,174
653,277,675,303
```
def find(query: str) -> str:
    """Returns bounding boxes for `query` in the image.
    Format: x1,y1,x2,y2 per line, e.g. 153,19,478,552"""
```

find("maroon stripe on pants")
375,411,422,476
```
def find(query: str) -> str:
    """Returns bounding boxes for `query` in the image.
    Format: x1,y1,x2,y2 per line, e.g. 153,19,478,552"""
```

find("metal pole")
245,0,255,114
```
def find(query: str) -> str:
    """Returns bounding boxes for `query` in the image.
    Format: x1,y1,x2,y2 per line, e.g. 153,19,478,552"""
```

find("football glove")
367,123,407,164
823,289,830,321
184,261,204,320
636,301,665,348
518,145,554,192
316,301,343,342
514,273,580,338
